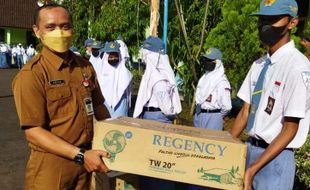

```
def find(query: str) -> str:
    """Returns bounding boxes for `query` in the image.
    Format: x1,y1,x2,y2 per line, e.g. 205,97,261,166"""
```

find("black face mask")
204,62,216,71
92,50,99,57
258,24,287,46
108,59,119,66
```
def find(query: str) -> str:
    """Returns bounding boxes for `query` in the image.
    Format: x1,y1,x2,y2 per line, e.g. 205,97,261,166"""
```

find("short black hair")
34,3,72,25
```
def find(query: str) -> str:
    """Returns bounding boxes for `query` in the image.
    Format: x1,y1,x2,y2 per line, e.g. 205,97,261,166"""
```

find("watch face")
74,153,84,165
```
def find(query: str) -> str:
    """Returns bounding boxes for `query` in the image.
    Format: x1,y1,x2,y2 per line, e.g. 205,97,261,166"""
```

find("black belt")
248,137,293,151
200,109,221,113
143,107,161,112
78,142,92,150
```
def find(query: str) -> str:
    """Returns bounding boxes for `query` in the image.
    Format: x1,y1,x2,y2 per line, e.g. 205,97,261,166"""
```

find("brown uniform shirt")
12,47,105,149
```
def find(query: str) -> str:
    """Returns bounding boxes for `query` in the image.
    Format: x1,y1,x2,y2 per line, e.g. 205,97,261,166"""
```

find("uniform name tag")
84,97,94,116
49,79,65,86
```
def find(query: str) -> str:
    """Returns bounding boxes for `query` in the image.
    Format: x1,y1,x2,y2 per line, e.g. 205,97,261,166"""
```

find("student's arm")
219,82,232,117
243,117,299,190
230,102,250,138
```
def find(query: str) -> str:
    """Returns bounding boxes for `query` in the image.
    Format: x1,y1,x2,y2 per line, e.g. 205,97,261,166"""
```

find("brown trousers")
25,150,91,190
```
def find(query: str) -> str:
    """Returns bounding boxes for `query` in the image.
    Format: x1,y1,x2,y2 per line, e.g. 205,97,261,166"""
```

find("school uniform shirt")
12,47,105,150
196,60,232,116
145,80,176,115
238,40,310,148
91,52,132,118
0,44,8,53
133,48,182,117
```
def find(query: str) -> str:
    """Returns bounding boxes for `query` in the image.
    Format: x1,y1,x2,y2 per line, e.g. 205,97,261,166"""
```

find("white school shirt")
133,49,182,117
146,80,176,115
238,40,310,148
0,44,8,53
199,80,232,116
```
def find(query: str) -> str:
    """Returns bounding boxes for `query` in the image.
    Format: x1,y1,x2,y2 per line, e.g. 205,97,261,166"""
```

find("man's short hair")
34,3,72,25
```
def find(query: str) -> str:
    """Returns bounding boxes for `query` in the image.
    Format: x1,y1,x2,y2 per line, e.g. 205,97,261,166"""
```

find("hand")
243,167,256,190
83,150,110,172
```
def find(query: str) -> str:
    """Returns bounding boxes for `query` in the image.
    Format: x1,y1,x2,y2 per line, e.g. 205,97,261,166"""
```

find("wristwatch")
74,148,85,165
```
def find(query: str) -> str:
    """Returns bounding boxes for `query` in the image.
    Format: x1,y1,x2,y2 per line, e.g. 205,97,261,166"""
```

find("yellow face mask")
41,29,73,53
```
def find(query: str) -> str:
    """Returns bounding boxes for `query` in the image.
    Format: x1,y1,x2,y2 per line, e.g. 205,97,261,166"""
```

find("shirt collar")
41,47,74,70
267,40,295,65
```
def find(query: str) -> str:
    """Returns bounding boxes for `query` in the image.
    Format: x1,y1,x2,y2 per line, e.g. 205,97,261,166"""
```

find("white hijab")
133,48,182,117
195,60,230,104
91,53,132,109
89,54,102,72
116,40,130,61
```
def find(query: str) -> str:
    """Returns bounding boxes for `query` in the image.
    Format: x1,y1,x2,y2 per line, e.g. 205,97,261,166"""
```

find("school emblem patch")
264,0,276,6
302,71,310,88
110,43,115,49
206,48,212,55
290,6,298,14
265,96,275,115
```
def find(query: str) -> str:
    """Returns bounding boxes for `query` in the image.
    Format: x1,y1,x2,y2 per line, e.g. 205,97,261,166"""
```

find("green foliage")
168,0,224,104
91,0,149,55
303,20,310,37
204,0,264,97
295,135,310,188
61,0,149,56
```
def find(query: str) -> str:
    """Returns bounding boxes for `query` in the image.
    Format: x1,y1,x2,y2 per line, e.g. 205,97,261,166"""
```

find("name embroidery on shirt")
49,79,65,86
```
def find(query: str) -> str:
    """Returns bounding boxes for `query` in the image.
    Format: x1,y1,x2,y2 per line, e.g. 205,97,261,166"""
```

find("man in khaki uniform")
12,4,111,190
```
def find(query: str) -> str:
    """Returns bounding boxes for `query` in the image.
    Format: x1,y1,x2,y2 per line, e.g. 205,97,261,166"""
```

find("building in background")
0,0,39,46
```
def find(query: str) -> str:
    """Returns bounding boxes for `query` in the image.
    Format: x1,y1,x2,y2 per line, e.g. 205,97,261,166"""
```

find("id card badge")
84,97,94,116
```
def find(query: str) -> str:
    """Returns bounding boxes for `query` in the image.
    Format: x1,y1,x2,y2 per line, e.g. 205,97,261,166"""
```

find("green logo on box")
198,166,243,186
103,130,127,162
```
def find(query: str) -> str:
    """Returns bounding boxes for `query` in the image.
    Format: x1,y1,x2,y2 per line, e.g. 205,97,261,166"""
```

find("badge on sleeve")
302,71,310,88
265,96,275,115
206,94,212,102
84,97,94,116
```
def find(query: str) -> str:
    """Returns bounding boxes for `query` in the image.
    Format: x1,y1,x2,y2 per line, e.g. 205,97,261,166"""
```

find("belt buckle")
254,139,259,147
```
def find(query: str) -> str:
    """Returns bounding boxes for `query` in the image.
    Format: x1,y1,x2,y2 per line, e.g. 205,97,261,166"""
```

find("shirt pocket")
46,85,75,118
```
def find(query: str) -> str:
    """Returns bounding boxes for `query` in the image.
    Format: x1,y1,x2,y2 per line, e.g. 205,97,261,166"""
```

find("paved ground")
0,68,28,190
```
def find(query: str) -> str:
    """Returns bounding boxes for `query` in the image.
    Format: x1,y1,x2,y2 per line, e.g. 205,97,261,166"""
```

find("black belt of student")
78,142,92,150
143,107,161,112
248,137,293,151
200,109,221,113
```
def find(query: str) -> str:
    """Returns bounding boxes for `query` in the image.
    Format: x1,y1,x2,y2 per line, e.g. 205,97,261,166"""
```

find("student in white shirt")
193,48,232,131
94,41,132,118
133,36,182,123
134,36,182,190
230,1,310,189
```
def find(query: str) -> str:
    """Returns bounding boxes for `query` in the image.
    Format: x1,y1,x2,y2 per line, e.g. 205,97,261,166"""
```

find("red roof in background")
0,0,39,29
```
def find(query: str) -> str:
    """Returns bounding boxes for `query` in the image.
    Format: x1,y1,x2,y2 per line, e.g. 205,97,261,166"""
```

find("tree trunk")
196,0,210,59
150,0,160,36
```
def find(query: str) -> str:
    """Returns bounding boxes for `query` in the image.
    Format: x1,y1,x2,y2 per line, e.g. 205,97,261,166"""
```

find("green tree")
204,0,264,97
169,0,224,107
61,0,105,51
295,135,310,188
90,0,149,55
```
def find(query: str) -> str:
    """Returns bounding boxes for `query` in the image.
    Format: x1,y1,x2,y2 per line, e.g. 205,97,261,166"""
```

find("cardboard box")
91,171,139,190
93,117,247,190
